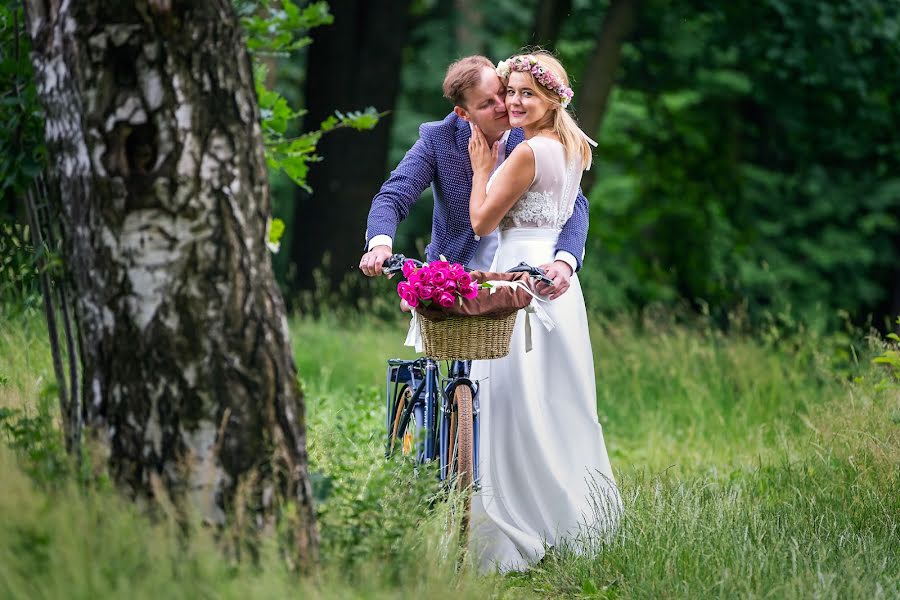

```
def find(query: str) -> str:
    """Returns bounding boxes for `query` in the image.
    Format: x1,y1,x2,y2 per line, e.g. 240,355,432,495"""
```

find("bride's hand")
467,125,499,176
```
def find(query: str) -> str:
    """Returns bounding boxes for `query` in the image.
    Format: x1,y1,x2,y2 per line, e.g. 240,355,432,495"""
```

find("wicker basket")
418,310,518,360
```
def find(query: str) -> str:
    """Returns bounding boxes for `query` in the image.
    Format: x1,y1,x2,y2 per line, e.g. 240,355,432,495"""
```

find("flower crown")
495,55,574,108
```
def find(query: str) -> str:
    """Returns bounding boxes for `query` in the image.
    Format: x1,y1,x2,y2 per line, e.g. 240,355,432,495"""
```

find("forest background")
1,1,899,598
3,0,900,330
270,0,900,333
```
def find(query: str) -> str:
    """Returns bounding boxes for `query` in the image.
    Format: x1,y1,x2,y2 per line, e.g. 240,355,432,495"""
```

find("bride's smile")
505,71,551,132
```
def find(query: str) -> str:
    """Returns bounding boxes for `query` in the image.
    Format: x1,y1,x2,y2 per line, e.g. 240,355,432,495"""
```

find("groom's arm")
537,190,588,298
555,188,590,272
364,131,437,251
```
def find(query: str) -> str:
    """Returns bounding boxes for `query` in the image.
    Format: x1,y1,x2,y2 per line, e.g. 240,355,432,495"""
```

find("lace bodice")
488,137,582,231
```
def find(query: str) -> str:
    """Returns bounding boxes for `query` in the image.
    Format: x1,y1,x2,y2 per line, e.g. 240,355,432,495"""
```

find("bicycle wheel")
388,385,416,456
444,384,474,544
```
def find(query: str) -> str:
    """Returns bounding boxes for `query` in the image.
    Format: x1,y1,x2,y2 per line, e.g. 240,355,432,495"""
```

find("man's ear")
453,105,470,121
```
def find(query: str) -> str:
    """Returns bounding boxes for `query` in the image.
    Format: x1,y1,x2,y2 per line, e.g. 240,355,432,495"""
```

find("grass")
1,308,898,598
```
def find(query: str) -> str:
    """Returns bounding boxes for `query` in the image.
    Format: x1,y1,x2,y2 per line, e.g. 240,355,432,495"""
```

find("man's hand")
535,260,573,300
359,245,392,277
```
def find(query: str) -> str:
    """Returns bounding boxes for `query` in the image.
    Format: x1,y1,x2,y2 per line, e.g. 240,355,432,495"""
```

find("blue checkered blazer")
365,112,589,269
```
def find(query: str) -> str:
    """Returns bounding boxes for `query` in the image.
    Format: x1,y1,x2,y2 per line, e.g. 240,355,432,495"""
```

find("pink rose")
448,263,465,280
431,267,448,286
457,272,473,288
419,284,435,300
397,281,418,308
431,260,449,270
443,279,457,292
436,291,455,308
402,260,417,279
460,283,479,299
417,265,432,284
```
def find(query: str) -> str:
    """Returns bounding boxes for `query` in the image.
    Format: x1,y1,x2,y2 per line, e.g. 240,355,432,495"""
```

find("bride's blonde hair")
501,51,593,171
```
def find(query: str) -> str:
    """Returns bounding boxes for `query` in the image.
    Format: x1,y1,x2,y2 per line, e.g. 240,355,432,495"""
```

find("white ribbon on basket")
405,310,425,353
404,280,556,354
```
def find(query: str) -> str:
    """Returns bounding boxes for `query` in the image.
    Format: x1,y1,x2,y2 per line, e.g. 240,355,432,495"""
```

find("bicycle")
380,254,552,544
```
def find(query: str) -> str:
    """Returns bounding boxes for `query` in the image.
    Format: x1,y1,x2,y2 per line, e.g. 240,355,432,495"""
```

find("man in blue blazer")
359,56,589,299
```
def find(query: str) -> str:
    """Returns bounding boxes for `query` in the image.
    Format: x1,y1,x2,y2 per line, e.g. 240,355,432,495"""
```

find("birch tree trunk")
23,0,318,567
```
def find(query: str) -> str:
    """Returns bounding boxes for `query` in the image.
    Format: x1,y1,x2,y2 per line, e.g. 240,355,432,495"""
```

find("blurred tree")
22,0,318,568
456,0,485,54
582,0,900,328
290,0,412,292
530,0,572,48
576,0,640,190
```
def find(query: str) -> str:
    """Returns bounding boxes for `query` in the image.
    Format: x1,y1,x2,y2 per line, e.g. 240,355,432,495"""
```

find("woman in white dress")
466,52,621,573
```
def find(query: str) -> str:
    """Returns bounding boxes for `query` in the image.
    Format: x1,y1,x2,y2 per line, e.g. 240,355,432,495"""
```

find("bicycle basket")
417,311,518,360
414,271,532,360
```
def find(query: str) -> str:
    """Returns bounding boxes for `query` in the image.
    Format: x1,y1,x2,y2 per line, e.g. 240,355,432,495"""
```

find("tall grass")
0,310,897,598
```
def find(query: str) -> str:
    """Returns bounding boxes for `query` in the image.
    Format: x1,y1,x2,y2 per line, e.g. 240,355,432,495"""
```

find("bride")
466,51,621,573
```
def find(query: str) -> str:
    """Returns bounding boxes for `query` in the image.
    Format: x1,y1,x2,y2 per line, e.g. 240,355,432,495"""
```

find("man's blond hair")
442,56,494,108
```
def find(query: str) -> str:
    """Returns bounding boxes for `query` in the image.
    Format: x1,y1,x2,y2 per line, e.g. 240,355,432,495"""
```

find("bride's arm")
468,134,535,236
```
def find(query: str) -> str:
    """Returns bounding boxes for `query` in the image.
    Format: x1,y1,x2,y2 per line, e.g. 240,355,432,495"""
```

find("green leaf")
267,217,286,253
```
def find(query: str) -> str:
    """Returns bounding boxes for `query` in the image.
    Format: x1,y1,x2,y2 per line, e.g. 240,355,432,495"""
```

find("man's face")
457,67,510,138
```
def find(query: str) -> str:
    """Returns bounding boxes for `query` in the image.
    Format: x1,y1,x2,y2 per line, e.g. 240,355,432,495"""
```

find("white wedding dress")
469,136,621,573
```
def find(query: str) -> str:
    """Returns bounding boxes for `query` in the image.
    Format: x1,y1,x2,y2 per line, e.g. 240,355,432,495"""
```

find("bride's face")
505,72,551,130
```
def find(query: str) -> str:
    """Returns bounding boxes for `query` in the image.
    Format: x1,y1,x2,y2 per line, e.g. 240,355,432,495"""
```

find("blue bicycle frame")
385,357,481,488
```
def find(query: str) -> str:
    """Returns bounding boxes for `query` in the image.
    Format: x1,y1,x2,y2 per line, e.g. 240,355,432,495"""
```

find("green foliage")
238,0,333,54
580,0,900,326
307,384,445,576
0,381,69,487
0,221,41,310
0,3,44,200
2,313,899,597
266,216,286,252
0,4,45,309
872,316,900,389
238,0,381,194
381,1,900,329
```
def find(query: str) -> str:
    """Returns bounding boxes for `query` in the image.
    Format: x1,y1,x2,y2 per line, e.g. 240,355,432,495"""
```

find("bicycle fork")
423,358,438,462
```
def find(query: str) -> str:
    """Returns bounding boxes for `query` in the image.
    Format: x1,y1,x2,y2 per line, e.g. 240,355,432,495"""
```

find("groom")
358,55,589,299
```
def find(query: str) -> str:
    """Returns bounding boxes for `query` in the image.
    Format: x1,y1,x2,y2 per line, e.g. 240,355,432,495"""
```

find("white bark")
24,0,319,567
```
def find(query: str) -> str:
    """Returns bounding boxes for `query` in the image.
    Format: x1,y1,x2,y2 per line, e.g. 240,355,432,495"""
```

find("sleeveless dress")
468,136,621,573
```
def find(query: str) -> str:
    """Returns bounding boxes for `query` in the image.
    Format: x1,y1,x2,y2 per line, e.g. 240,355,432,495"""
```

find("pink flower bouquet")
396,259,481,309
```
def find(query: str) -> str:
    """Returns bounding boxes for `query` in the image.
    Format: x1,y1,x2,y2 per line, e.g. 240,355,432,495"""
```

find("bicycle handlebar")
382,253,554,287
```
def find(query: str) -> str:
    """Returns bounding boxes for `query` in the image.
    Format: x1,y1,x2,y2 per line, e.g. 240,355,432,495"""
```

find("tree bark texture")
577,0,639,190
23,0,318,567
290,0,411,293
